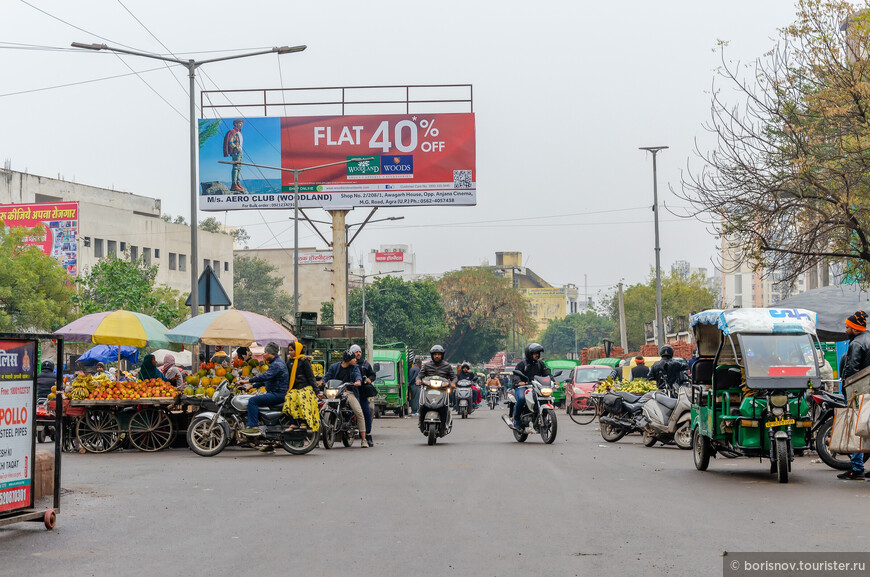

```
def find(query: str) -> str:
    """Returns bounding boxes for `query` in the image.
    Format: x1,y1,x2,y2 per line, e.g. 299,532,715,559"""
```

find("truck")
371,342,411,418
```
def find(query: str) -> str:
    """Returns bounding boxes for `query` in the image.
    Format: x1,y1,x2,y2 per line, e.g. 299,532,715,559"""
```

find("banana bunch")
595,378,658,394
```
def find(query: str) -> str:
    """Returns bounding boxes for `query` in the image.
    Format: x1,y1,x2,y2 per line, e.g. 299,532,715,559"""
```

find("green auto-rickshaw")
689,308,819,483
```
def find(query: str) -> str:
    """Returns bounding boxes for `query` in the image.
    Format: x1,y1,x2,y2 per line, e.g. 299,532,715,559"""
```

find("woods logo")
381,155,413,174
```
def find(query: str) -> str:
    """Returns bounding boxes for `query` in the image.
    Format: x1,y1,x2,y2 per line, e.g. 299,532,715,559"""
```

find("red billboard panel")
0,202,78,276
375,251,405,262
198,113,475,211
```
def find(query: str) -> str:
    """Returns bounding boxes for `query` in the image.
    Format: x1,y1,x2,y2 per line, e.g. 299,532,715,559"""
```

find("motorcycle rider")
36,360,57,399
238,342,289,436
416,345,456,430
455,362,481,407
322,350,368,448
349,344,375,446
648,345,688,391
511,343,551,430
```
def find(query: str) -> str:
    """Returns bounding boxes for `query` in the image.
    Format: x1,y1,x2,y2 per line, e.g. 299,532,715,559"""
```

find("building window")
83,237,91,247
224,261,229,272
107,240,117,256
213,262,220,278
203,259,210,271
154,248,160,259
120,241,126,252
179,254,187,272
169,253,177,270
143,247,151,265
130,246,138,261
94,238,104,258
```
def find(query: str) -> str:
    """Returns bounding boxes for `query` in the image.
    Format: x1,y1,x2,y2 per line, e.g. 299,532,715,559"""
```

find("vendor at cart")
237,342,288,436
138,353,171,382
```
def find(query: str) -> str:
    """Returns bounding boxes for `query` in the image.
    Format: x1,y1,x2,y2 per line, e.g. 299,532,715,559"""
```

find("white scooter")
640,384,693,449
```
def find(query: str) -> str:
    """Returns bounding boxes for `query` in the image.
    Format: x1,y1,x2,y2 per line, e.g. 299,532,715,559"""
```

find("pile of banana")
595,378,658,394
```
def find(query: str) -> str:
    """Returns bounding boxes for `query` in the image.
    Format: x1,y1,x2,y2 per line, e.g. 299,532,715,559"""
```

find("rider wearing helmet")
511,343,551,430
648,344,688,391
36,360,57,399
455,362,481,407
417,345,457,430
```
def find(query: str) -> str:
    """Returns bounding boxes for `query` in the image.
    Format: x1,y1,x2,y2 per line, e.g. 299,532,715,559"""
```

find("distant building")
367,244,417,280
0,168,234,301
489,251,579,335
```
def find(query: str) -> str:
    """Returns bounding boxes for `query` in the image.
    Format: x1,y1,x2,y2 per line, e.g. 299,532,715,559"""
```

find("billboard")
0,339,36,514
375,251,404,262
198,113,475,211
0,202,78,276
296,251,333,265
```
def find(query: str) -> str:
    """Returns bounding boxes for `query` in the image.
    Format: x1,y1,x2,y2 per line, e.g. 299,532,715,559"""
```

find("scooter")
320,379,360,449
186,382,319,456
501,370,558,444
640,384,693,449
455,379,476,419
419,376,453,445
487,385,499,410
599,390,655,442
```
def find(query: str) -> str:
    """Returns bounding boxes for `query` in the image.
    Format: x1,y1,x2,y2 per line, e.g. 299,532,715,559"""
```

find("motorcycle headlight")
326,389,338,399
540,387,553,397
429,380,443,388
770,394,788,407
770,405,785,417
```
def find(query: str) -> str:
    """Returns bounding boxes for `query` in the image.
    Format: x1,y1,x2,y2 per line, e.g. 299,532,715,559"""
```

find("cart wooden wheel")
76,410,123,453
44,509,57,530
128,407,174,452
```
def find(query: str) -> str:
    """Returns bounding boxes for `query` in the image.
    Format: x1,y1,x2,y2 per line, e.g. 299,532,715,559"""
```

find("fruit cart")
68,396,180,453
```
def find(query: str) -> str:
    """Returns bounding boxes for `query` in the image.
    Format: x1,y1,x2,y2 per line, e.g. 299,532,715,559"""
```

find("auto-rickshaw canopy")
691,308,817,357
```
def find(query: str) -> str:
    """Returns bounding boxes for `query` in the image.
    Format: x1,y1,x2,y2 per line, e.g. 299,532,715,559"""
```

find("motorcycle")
501,370,558,444
487,385,499,410
640,385,693,449
35,397,56,443
455,379,476,418
599,390,655,442
186,382,319,457
419,376,453,445
319,379,361,449
808,389,852,471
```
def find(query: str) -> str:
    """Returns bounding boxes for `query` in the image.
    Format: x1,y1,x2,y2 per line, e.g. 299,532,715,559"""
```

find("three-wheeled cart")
66,397,182,453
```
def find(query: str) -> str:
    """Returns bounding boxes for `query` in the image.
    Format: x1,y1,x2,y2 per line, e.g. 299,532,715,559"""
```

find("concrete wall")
234,247,336,321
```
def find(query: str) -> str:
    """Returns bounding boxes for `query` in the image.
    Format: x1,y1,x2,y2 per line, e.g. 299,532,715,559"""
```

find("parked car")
565,365,615,414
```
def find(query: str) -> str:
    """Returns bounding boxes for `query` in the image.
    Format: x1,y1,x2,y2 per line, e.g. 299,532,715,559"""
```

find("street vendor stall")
53,310,182,453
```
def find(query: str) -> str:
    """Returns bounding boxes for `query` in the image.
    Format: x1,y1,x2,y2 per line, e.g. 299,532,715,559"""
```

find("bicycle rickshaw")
689,308,819,483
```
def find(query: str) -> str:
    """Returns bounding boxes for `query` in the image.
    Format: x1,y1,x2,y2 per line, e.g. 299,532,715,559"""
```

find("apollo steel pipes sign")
198,114,476,210
0,340,36,514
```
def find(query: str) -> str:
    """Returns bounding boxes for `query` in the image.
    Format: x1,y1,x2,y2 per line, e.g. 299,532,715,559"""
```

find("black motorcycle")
598,390,655,442
487,385,499,410
186,382,318,456
809,389,852,471
502,370,558,444
320,380,361,449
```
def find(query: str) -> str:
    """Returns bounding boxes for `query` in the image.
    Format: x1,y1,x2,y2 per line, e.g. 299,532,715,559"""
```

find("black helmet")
525,342,544,363
430,345,445,356
659,345,674,359
41,360,55,372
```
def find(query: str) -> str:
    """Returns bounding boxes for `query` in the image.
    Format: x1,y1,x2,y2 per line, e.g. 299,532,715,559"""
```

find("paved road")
3,406,869,577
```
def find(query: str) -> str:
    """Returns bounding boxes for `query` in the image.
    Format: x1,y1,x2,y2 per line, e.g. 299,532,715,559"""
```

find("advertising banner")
375,251,404,262
296,251,333,265
0,339,35,514
198,113,475,211
0,202,79,276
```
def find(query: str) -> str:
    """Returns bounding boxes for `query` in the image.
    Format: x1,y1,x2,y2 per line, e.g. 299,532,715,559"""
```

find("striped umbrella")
166,310,295,347
55,310,173,349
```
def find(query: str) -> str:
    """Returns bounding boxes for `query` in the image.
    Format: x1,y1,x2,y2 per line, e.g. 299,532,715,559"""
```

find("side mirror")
373,362,381,372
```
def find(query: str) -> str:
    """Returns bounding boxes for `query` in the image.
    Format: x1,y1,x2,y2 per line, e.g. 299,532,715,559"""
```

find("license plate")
765,418,795,428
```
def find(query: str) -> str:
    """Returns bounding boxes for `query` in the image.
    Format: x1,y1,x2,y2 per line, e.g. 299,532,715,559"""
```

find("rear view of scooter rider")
417,345,456,427
512,343,550,430
648,345,688,391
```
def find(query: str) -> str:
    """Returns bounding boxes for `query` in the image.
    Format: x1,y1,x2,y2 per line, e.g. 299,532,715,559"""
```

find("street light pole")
639,145,668,346
71,42,306,318
218,157,373,321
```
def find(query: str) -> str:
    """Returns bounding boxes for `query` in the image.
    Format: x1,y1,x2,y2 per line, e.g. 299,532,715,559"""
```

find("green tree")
233,255,294,323
198,119,220,149
602,269,715,350
199,217,249,249
0,224,75,331
73,254,188,327
319,276,448,353
540,311,615,359
438,267,536,362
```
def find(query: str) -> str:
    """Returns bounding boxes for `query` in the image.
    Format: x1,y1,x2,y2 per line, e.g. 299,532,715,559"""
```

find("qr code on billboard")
454,170,472,189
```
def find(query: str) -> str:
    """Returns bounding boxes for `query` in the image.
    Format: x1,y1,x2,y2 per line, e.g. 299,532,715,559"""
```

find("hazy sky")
2,0,799,302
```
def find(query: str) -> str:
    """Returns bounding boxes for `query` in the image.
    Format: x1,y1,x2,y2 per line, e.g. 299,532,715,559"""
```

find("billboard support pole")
331,210,349,325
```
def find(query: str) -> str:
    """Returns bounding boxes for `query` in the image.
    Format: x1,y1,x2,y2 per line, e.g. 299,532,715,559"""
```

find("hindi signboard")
296,251,333,265
198,114,475,211
375,251,404,262
0,202,79,276
0,339,36,515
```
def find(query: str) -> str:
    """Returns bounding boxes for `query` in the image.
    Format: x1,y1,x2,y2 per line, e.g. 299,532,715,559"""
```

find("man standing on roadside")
408,356,422,416
838,311,870,480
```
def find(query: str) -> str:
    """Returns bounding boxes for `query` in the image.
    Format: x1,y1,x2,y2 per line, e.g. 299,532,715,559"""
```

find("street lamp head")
274,45,307,54
639,146,669,153
71,42,107,51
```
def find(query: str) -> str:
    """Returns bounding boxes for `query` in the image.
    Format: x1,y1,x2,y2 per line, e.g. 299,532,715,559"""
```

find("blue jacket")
409,365,421,385
323,361,363,399
249,357,290,395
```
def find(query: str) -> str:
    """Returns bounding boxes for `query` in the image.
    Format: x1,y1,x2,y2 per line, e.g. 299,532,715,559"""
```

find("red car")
565,365,614,414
